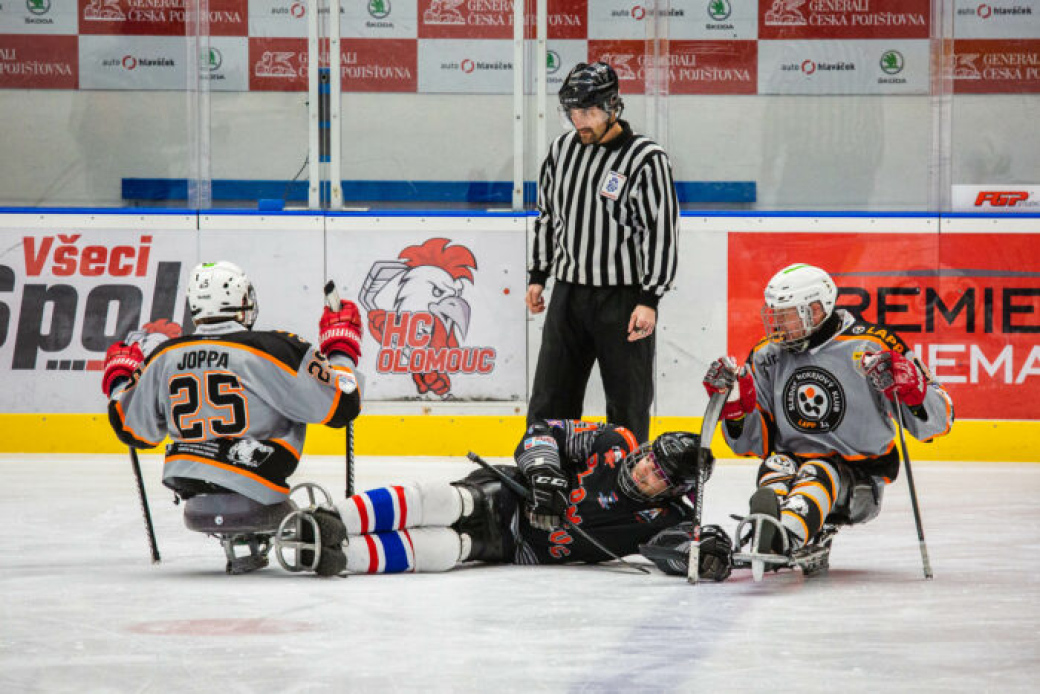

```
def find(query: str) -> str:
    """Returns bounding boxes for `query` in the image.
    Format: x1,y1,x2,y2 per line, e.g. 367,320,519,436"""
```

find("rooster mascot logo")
361,238,494,397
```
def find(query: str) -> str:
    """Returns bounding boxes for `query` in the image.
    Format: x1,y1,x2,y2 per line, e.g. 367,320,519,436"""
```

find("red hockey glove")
102,341,143,397
703,356,757,420
861,350,927,407
319,300,363,364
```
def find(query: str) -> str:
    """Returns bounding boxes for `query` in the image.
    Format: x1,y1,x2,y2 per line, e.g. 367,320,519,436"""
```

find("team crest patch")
599,170,627,200
782,367,847,433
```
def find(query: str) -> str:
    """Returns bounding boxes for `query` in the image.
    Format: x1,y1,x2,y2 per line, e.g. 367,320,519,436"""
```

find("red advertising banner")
78,0,248,37
525,0,587,40
759,0,930,41
342,38,417,92
953,39,1040,94
669,40,757,95
248,36,307,91
728,232,1040,420
0,34,78,89
419,0,513,40
589,39,756,95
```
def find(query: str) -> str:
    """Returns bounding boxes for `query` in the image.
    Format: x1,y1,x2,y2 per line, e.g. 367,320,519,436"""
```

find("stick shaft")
128,447,161,564
324,280,355,498
893,393,933,579
688,389,727,583
466,452,648,575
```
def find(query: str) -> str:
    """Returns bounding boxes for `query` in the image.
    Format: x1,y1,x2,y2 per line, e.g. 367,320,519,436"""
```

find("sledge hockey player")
703,263,954,575
282,420,733,579
102,261,364,573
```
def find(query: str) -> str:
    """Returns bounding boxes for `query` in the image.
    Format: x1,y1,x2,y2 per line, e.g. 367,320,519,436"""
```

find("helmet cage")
760,264,837,352
617,435,698,504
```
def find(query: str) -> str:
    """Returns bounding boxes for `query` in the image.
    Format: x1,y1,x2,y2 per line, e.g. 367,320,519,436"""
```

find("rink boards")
0,210,1036,461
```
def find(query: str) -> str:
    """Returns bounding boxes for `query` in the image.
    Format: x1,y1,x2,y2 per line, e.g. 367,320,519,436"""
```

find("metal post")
307,0,321,209
329,0,343,209
512,0,525,210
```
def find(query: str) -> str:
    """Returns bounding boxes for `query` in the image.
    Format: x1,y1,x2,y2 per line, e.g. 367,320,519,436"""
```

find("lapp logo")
84,0,125,21
975,191,1030,206
978,4,993,19
460,58,474,74
801,59,816,75
361,238,497,398
122,55,137,70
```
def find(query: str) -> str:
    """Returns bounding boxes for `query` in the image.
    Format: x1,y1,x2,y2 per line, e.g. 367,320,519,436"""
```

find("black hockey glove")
639,523,733,581
525,465,569,531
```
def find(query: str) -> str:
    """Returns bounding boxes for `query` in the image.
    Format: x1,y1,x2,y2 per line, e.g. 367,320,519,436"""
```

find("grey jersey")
108,322,361,503
724,310,954,475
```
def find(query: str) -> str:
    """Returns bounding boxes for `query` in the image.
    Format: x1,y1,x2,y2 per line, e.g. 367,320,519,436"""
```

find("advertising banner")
327,220,526,401
758,38,929,95
417,38,513,94
588,38,757,95
758,0,930,41
953,38,1040,93
79,33,186,90
0,219,197,413
199,36,250,91
952,184,1040,212
248,0,310,39
727,232,1040,420
954,1,1040,40
343,0,419,39
248,35,307,90
0,0,80,35
0,34,78,88
78,0,249,37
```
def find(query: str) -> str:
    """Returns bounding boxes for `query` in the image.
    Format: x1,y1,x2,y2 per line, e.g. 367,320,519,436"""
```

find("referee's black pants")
528,282,654,443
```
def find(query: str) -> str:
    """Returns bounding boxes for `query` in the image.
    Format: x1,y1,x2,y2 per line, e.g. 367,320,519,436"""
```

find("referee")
526,62,679,443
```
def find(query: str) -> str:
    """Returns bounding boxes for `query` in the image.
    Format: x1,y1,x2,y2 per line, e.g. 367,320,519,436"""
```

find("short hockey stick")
324,280,356,498
893,393,934,580
466,452,650,575
688,388,728,584
128,447,161,564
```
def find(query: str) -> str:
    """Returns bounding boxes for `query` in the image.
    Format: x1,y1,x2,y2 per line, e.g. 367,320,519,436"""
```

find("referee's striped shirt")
529,120,679,309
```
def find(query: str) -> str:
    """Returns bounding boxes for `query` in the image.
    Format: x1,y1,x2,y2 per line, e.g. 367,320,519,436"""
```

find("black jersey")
512,420,692,565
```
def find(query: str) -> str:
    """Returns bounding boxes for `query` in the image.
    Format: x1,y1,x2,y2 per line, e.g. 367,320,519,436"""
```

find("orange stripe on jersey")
114,400,162,447
833,334,898,351
321,386,343,425
155,340,297,375
270,438,300,460
616,427,639,454
165,454,290,494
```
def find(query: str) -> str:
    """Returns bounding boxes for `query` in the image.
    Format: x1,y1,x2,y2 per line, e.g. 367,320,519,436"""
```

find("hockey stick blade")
688,388,728,584
466,452,649,575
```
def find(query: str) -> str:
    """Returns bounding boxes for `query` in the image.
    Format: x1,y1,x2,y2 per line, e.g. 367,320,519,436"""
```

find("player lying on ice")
275,419,734,580
102,261,365,573
702,263,954,576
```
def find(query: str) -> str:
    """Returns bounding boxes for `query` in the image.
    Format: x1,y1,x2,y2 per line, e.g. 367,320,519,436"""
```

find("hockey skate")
732,488,838,581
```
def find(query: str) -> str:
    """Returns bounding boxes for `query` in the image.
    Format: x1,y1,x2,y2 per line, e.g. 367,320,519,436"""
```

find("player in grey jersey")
702,263,954,560
102,261,363,573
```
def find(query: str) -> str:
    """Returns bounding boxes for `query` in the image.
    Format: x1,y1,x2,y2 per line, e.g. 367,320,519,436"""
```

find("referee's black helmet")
558,62,623,115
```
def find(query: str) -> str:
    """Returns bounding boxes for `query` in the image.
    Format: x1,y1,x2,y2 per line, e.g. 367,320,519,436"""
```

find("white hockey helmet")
186,261,258,328
760,263,837,352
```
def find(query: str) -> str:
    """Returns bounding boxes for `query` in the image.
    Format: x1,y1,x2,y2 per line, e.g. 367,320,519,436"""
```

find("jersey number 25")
169,372,248,440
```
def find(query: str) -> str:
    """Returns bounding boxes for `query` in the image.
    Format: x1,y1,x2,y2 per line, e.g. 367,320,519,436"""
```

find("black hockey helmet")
617,431,712,504
558,62,623,115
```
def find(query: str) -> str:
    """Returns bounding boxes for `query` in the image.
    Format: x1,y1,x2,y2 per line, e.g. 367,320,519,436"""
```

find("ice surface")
2,454,1038,693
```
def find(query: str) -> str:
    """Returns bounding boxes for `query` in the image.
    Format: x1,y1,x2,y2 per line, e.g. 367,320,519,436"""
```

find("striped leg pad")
781,459,841,548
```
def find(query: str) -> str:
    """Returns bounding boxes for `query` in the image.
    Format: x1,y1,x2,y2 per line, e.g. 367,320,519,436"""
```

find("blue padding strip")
377,531,411,573
366,488,397,533
121,178,756,204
